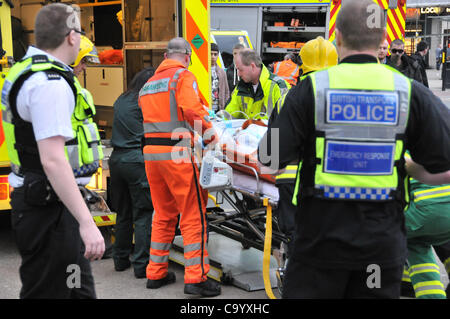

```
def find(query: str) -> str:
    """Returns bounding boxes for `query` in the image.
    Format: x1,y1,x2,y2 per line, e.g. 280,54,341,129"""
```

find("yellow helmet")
299,36,338,75
116,10,123,26
71,35,100,67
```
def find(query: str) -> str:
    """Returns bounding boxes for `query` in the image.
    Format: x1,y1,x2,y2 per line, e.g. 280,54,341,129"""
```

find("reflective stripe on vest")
141,68,191,134
303,64,411,201
274,61,299,85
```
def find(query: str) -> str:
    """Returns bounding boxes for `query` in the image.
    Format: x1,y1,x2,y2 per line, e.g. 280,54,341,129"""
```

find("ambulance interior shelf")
261,6,327,63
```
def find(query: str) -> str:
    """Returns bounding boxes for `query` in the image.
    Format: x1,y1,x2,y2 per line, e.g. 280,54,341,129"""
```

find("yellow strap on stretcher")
262,197,277,299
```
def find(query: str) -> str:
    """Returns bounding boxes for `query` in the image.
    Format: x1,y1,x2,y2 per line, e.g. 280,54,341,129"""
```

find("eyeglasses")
391,49,404,54
65,29,86,36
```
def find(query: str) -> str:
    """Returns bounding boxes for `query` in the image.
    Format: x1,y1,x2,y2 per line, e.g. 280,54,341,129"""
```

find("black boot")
114,259,131,272
146,271,176,289
184,278,221,297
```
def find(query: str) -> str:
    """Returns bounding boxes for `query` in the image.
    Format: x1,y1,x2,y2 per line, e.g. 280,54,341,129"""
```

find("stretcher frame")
206,159,288,253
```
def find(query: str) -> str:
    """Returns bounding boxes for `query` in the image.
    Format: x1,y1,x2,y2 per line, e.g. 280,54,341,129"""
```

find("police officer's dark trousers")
274,183,297,255
109,148,153,276
10,187,96,299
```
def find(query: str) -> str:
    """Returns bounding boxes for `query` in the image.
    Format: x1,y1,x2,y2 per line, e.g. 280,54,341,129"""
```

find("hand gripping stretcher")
199,116,289,298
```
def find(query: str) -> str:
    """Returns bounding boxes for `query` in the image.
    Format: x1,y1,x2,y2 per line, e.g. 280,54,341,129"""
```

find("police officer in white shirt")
5,3,104,299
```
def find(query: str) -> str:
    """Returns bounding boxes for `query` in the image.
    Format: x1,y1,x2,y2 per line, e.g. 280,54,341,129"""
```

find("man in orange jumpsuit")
139,37,221,297
272,53,300,86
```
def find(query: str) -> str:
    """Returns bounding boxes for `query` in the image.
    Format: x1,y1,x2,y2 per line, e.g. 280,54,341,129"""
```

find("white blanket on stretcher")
212,120,279,202
212,119,268,156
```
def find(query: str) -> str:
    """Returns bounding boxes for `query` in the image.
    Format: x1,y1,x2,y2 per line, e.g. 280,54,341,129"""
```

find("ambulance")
0,0,212,224
211,0,407,65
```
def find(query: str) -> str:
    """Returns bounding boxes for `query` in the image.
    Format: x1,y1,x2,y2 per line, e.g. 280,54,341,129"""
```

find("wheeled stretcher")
199,118,289,297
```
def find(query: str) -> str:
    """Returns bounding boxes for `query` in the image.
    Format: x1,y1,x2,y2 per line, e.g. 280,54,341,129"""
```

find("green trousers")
109,149,154,275
405,200,450,299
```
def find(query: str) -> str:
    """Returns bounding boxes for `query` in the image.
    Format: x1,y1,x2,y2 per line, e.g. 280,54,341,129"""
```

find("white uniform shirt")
9,46,75,187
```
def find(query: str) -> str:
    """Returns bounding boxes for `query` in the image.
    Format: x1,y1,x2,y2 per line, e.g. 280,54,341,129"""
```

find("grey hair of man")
239,49,262,68
335,0,386,51
233,43,245,51
166,37,192,59
35,3,80,50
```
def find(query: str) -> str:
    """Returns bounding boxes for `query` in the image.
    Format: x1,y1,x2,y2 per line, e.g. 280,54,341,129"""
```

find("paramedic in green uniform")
403,153,450,299
110,67,155,278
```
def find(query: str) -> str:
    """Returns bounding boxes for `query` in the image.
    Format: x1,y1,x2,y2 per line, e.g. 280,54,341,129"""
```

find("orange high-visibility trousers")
144,149,209,284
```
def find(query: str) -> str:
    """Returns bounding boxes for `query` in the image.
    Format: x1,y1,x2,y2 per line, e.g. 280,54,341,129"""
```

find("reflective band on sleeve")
151,242,172,251
318,185,395,200
150,254,169,264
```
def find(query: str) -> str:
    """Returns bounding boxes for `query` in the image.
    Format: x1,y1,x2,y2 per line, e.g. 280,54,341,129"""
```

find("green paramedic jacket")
1,54,103,177
225,65,289,120
405,152,450,206
292,62,412,204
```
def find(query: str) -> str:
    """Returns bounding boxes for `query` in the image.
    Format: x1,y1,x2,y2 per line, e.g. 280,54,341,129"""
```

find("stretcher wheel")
220,271,233,285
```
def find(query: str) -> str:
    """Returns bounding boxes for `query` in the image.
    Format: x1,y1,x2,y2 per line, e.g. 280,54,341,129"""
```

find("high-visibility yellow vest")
293,63,411,205
225,65,289,120
1,54,103,177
